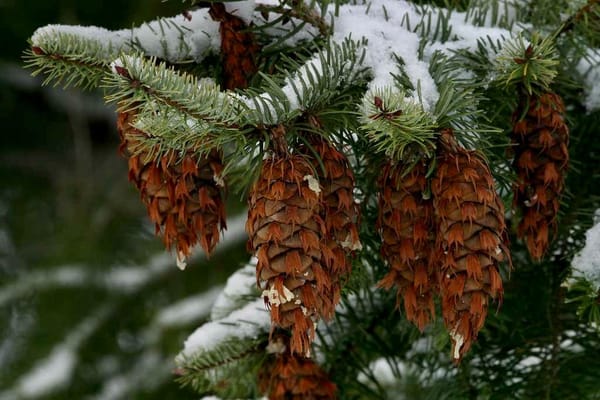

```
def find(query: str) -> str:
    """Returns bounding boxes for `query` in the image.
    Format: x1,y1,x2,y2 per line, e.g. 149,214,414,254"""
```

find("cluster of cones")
378,128,509,361
113,7,569,396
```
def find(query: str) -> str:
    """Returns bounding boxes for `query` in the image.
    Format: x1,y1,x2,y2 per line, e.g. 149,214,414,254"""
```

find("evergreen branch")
558,0,600,36
359,88,437,161
23,35,110,89
176,336,268,398
238,38,367,125
429,51,503,151
495,33,560,94
103,54,240,125
255,2,331,37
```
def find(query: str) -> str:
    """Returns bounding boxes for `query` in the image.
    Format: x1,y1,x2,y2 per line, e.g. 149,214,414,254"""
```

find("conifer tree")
22,0,600,398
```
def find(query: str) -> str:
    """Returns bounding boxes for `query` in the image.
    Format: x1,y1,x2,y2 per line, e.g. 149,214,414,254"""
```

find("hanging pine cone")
247,149,336,356
209,3,260,90
302,137,361,294
432,129,509,362
117,110,226,267
377,159,436,331
511,91,569,261
258,334,337,400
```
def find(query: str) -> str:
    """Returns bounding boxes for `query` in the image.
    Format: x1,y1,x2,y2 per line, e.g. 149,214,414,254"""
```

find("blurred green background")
0,2,248,398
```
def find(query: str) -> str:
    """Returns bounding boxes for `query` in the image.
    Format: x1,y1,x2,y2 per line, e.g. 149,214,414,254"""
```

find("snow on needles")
31,9,219,63
571,210,600,291
576,49,600,112
178,259,269,359
178,298,269,358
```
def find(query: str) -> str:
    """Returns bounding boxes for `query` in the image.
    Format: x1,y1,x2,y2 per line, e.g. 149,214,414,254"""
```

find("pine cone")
303,137,361,290
247,153,334,356
258,334,337,400
117,110,226,266
432,129,508,362
209,3,260,90
377,160,436,331
511,92,569,260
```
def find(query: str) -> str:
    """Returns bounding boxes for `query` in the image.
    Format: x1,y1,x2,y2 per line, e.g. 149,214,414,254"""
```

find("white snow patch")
211,259,258,320
224,0,256,25
303,175,322,195
577,50,600,111
31,9,220,63
14,346,76,398
179,298,269,358
571,210,600,291
155,286,223,328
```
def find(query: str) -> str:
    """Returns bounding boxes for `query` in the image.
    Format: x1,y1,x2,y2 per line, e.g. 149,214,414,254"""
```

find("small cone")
511,92,569,260
246,153,335,356
209,3,260,90
377,160,436,331
117,110,226,264
431,129,509,362
302,137,361,287
258,334,337,400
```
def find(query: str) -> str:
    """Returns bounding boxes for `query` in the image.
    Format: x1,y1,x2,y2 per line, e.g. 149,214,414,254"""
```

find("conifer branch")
255,2,331,37
176,336,268,398
359,88,437,161
496,33,560,94
558,0,600,36
24,35,111,89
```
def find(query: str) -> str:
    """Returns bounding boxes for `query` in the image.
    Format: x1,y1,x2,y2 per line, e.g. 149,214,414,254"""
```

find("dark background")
0,2,247,398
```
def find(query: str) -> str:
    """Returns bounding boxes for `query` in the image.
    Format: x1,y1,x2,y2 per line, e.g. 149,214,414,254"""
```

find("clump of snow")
358,358,402,386
14,346,76,398
303,175,321,194
576,50,600,112
31,9,220,63
263,283,295,306
155,286,223,328
224,0,256,25
178,298,269,358
571,210,600,291
211,259,258,320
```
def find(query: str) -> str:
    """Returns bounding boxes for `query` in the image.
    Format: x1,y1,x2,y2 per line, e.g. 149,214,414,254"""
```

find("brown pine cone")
246,153,333,356
377,159,436,331
432,129,509,362
209,3,260,90
117,110,226,267
258,334,337,400
512,92,569,261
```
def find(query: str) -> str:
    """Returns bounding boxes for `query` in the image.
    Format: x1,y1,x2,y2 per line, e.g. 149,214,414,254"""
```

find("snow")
225,0,256,25
31,9,220,63
571,210,600,291
14,346,77,398
576,50,600,111
333,1,439,110
155,286,223,328
0,306,111,399
211,259,258,320
178,298,270,358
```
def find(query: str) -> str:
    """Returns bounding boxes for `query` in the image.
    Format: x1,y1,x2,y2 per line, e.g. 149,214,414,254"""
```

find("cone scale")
431,129,508,362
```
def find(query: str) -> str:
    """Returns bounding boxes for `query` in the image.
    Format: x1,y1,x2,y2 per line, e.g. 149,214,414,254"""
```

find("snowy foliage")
571,210,600,291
